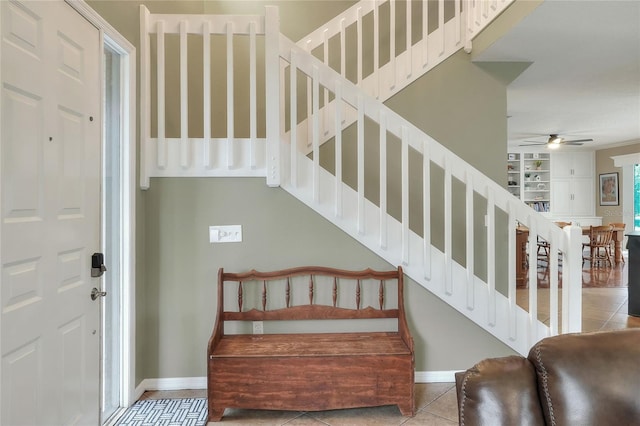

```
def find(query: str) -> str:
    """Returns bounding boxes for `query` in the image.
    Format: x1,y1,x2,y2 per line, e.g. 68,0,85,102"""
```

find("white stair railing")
138,5,583,356
292,0,515,152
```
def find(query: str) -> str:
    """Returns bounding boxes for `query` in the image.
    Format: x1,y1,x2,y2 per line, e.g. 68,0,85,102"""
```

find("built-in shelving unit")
507,153,521,199
507,152,551,213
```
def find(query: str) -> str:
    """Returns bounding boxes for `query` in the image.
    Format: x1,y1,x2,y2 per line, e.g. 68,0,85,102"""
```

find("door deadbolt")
91,252,107,277
91,287,107,301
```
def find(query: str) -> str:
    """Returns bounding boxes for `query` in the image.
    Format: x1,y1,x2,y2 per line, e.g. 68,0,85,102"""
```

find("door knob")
91,287,107,301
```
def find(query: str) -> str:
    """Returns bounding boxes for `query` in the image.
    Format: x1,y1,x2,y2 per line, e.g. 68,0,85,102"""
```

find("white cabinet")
552,177,594,216
551,152,595,217
552,152,593,178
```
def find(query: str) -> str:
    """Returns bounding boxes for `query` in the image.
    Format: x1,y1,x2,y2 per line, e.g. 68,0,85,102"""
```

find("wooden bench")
207,266,415,422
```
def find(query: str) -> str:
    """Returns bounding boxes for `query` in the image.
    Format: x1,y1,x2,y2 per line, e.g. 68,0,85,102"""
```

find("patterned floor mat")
115,398,207,426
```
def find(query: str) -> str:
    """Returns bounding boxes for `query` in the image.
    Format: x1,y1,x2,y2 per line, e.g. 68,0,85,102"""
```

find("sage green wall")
143,178,514,379
87,0,520,384
595,141,640,223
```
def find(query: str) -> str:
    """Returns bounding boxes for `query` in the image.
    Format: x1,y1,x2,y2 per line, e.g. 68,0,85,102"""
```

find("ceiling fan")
519,134,593,149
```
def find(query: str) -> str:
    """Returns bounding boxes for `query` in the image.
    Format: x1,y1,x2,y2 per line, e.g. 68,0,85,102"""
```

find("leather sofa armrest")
455,355,545,426
528,328,640,425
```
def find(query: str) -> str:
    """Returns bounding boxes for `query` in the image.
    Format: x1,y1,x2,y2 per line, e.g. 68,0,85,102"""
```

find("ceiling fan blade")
563,138,593,143
519,142,547,146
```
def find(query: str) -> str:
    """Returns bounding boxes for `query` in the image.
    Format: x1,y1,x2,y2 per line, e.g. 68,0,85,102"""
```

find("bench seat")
211,332,411,357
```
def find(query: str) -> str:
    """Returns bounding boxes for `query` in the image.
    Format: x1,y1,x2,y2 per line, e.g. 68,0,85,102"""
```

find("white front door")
1,1,102,424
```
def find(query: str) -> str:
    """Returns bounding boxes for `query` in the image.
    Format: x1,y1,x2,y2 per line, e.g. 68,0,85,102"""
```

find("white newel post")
265,6,281,187
563,224,583,332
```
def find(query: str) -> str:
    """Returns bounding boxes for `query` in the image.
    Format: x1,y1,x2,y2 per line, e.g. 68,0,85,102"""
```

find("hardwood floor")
517,257,640,332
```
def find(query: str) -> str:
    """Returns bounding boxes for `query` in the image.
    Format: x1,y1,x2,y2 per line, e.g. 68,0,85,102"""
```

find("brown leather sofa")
455,328,640,425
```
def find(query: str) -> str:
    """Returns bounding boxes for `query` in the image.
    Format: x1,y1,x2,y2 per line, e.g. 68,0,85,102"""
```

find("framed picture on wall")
599,172,619,206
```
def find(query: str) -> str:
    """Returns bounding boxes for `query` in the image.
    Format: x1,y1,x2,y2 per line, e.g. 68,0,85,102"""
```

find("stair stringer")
281,147,548,356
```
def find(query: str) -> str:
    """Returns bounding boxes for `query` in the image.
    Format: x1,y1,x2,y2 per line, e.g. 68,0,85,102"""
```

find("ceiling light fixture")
548,135,563,144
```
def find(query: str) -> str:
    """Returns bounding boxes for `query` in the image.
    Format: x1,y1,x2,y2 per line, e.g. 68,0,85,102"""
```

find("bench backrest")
210,266,411,348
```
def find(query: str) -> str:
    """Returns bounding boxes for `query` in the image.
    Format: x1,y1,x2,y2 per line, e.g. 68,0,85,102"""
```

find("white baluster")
507,202,517,341
140,5,151,189
373,2,380,99
290,53,298,188
406,0,412,79
357,95,365,234
487,187,496,326
438,0,445,56
203,20,212,169
323,28,329,137
335,81,343,218
312,65,320,203
422,0,429,68
390,0,396,90
157,20,166,169
249,21,257,169
465,171,474,310
455,0,462,45
265,6,280,187
401,126,409,266
444,156,452,295
422,138,431,280
226,22,234,169
180,20,189,169
527,215,538,346
379,111,387,249
357,7,363,85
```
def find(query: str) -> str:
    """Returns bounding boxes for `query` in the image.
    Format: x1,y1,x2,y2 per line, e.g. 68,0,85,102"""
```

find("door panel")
1,1,101,424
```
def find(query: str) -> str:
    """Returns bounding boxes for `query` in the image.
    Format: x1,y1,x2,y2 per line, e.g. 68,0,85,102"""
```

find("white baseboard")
414,370,459,383
133,371,458,400
134,376,207,401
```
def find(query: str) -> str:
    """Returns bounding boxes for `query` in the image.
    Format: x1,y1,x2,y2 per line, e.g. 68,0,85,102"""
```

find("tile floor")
138,261,639,426
140,382,459,425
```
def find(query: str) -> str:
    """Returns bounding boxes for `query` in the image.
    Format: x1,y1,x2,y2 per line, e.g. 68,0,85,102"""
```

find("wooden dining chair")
537,222,571,264
609,222,626,264
582,225,614,267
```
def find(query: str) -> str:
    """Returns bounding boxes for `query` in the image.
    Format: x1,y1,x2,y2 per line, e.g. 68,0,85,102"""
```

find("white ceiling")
474,0,640,151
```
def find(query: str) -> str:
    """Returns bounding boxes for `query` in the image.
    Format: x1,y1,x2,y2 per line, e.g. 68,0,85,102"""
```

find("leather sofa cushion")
528,328,640,425
456,355,545,426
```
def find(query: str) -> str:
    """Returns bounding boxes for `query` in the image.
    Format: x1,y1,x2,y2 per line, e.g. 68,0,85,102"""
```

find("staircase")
139,1,583,356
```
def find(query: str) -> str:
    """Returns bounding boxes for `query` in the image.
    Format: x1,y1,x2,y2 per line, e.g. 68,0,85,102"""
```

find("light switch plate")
209,225,242,243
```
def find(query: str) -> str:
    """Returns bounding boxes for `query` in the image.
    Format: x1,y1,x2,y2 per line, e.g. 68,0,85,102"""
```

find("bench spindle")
356,279,361,310
262,280,267,311
309,275,314,304
379,280,384,310
332,277,337,307
238,281,243,311
286,277,291,308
